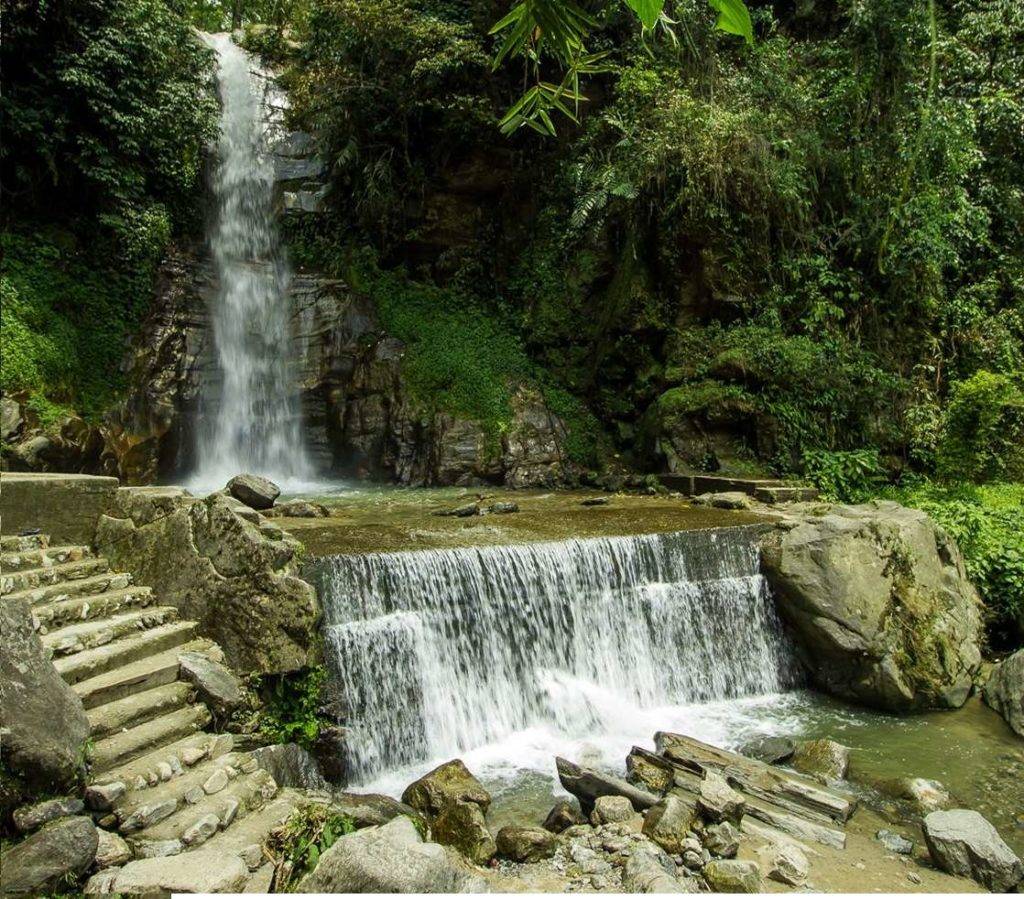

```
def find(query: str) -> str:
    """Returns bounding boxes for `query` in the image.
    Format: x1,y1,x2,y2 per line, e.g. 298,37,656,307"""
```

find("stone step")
1,556,110,596
42,607,180,658
88,682,194,741
0,533,50,552
55,621,199,685
201,789,307,872
74,638,218,709
35,585,156,631
4,570,134,607
91,731,234,794
89,703,212,775
114,752,253,834
0,543,94,572
126,769,279,858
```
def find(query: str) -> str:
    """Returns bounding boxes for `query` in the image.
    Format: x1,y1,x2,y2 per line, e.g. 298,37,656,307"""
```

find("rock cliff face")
760,501,983,713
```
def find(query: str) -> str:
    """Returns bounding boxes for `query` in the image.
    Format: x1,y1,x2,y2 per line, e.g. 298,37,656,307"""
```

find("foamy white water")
189,34,310,492
311,527,802,789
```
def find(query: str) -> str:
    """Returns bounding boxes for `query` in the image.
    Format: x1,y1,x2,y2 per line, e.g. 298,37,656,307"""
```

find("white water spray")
190,34,310,490
312,527,800,785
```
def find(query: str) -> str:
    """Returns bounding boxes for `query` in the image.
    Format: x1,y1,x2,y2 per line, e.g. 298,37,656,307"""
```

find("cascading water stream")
190,34,310,491
311,526,801,787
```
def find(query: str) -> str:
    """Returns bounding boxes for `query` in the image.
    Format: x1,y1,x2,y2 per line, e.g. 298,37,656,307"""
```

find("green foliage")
1,0,217,217
884,482,1024,649
803,449,887,503
265,803,356,891
257,667,328,750
936,371,1024,483
0,229,165,421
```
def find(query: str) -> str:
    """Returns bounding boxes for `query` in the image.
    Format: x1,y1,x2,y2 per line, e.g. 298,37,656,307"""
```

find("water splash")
311,526,800,784
189,34,310,491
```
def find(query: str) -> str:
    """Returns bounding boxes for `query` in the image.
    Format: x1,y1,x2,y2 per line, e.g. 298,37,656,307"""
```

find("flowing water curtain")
193,34,310,489
314,527,800,781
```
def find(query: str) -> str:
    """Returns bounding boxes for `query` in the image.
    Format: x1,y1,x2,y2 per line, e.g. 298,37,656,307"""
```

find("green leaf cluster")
264,803,356,891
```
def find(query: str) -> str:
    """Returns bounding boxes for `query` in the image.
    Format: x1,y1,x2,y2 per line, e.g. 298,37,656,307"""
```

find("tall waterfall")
191,34,310,490
312,527,800,785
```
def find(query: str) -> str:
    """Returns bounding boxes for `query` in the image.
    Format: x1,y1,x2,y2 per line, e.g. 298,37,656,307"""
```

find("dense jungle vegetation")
1,0,1021,645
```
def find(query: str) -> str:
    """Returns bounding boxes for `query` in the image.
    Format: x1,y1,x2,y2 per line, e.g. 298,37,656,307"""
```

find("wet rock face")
761,501,983,713
983,649,1024,737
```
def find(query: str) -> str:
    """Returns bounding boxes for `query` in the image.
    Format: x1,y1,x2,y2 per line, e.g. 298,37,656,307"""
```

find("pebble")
908,872,922,884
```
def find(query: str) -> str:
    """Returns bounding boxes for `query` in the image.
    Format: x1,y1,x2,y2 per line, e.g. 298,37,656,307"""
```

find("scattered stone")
297,816,486,892
432,503,481,518
642,796,697,854
923,809,1024,892
184,787,204,805
220,797,240,827
85,847,249,894
488,502,519,514
581,497,609,506
698,771,745,825
983,649,1024,737
876,829,914,855
496,825,557,862
907,871,922,884
268,499,331,518
592,795,636,825
401,758,491,818
226,473,280,510
894,777,953,813
119,798,178,833
791,738,850,781
703,821,740,858
544,799,585,833
13,796,85,833
703,858,762,893
132,839,183,859
180,747,206,767
766,842,809,886
737,735,795,765
557,756,660,817
95,830,132,869
432,799,497,865
200,768,227,795
178,651,244,717
570,844,612,875
85,781,126,812
0,816,98,895
622,845,693,893
692,491,752,510
156,761,174,782
182,813,220,847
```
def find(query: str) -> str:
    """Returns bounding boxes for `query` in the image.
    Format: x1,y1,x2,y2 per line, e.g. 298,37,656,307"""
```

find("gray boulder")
495,825,557,862
703,859,763,893
737,735,794,765
623,845,698,892
923,809,1023,892
697,771,745,824
591,794,637,825
12,796,84,833
0,815,98,895
642,795,697,854
297,816,487,892
556,756,660,817
402,759,491,818
702,821,740,858
983,650,1024,737
543,799,584,833
432,800,496,865
226,473,280,510
0,597,90,798
765,841,809,886
791,738,850,782
84,847,249,894
761,502,982,712
178,651,243,717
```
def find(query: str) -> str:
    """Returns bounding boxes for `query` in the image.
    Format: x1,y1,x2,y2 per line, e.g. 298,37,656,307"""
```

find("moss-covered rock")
761,501,983,712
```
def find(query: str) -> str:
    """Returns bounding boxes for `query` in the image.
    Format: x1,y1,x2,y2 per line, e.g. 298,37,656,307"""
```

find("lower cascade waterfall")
312,526,800,784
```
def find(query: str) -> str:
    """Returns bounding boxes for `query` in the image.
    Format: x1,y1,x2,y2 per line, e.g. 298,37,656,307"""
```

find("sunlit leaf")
624,0,664,29
707,0,753,44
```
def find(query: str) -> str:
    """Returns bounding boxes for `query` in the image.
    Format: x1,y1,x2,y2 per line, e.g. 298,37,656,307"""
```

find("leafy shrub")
884,482,1024,650
265,803,356,891
803,449,887,503
936,371,1024,483
257,667,328,750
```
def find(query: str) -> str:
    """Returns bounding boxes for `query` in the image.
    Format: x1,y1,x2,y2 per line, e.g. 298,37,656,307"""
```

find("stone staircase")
1,532,305,890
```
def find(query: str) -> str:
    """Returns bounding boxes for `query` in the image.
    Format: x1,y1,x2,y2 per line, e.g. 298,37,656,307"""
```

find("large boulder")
791,738,850,782
432,800,496,864
297,815,487,892
642,795,698,854
401,759,491,818
760,502,983,712
226,473,280,510
703,859,763,893
0,816,98,895
922,809,1023,892
0,597,90,803
84,847,249,894
495,826,557,862
94,487,319,675
983,649,1024,737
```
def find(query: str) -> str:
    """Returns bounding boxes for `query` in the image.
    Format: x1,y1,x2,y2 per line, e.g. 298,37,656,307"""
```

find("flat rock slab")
85,847,249,893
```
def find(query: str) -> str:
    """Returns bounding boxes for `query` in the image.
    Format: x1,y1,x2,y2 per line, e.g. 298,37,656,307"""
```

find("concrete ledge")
0,473,120,545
